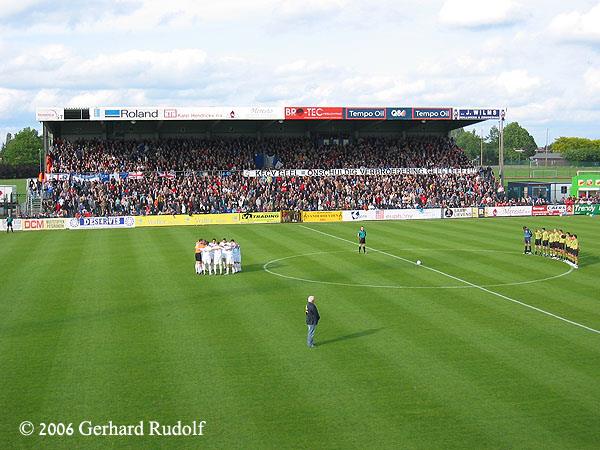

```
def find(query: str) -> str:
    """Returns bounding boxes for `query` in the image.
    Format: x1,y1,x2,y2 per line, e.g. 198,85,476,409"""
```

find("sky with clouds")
0,0,599,145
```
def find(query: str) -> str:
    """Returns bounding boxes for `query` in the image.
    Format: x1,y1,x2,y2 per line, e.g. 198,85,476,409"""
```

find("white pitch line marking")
263,250,573,289
299,225,599,335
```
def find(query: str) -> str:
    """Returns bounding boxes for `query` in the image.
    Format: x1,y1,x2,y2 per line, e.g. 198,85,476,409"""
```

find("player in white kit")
221,239,234,275
232,240,241,273
201,240,213,275
211,238,223,275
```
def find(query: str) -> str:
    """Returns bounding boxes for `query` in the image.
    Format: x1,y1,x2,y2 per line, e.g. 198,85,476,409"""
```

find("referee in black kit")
305,295,320,348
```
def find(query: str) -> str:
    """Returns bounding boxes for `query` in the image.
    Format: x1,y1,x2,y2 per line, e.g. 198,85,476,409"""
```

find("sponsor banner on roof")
242,167,477,177
386,107,413,120
345,107,386,120
162,106,284,121
90,106,284,121
412,107,452,120
284,107,344,120
36,108,64,121
454,108,504,120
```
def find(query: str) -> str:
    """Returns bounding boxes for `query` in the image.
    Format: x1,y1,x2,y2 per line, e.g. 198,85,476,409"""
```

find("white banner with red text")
532,205,572,216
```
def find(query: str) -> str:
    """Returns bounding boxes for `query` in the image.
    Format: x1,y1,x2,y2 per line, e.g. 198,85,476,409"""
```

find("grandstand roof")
36,106,504,138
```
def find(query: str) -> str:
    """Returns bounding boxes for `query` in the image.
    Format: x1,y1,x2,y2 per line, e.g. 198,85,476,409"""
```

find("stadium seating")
40,136,511,216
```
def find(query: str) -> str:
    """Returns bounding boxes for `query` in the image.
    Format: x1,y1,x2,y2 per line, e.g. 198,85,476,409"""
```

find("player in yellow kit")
534,228,542,255
541,227,549,257
552,229,560,259
571,234,579,268
558,230,567,260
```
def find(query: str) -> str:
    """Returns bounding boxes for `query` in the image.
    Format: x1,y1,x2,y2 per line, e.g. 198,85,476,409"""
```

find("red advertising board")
284,107,344,120
532,205,570,216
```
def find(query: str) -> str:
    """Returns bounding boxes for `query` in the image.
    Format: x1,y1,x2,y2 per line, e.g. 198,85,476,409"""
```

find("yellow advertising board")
135,213,240,227
301,211,342,222
21,218,67,231
239,211,281,224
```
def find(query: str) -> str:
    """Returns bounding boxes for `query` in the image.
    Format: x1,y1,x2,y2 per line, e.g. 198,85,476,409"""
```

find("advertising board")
301,211,342,222
342,210,380,222
412,108,452,120
36,108,64,121
69,216,136,229
443,207,477,219
90,106,284,121
0,218,22,231
574,204,600,215
382,208,442,220
239,212,281,224
484,206,532,217
454,108,503,120
22,218,67,231
342,209,442,221
135,214,240,227
284,107,344,120
532,205,570,216
385,107,412,120
345,108,386,120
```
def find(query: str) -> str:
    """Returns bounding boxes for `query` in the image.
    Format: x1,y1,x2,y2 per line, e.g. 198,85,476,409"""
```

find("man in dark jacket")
305,295,320,348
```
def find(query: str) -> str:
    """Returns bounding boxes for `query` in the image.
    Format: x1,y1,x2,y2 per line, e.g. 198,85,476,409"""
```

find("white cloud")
583,67,600,95
0,48,213,90
0,0,44,19
0,0,598,146
549,2,600,44
494,70,542,95
439,0,524,28
0,88,31,119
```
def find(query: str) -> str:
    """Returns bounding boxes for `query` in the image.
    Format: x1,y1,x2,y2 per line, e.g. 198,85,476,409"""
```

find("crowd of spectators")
48,136,471,173
39,136,507,217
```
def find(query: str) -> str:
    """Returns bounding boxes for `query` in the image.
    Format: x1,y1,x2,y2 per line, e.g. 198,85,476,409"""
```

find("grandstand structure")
36,106,503,144
28,106,510,218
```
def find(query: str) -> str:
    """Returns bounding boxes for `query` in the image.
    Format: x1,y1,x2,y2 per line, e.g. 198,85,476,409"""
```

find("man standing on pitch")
305,295,320,348
5,214,14,233
357,226,367,253
522,226,532,254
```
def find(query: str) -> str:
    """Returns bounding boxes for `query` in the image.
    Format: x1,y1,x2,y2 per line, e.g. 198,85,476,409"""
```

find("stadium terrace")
25,105,512,219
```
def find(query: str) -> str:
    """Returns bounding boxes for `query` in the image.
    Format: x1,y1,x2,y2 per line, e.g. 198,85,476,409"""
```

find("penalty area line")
299,225,599,335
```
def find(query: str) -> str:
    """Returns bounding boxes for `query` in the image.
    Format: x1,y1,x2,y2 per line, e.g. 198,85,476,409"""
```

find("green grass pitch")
1,217,599,449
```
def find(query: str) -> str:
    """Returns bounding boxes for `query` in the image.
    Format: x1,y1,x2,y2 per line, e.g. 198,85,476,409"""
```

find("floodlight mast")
498,114,505,186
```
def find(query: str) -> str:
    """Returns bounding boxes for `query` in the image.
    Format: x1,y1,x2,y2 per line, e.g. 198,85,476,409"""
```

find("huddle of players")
194,239,242,275
533,228,579,268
